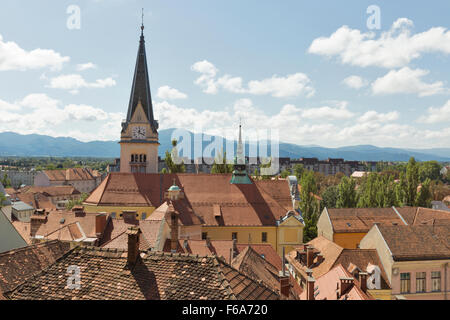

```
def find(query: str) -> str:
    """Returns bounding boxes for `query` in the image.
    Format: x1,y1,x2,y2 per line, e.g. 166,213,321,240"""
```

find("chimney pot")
339,277,354,297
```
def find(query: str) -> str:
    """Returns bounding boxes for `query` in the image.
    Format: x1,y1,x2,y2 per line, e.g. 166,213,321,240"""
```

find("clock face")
132,126,146,139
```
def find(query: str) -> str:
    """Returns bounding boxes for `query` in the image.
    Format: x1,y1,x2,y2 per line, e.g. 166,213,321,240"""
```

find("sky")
0,0,449,149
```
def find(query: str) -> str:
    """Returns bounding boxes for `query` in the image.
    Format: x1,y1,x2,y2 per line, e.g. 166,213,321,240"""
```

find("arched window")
143,154,147,162
131,154,134,162
140,154,143,162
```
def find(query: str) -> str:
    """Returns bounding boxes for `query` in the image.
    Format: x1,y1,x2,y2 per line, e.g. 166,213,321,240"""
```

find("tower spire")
123,10,158,133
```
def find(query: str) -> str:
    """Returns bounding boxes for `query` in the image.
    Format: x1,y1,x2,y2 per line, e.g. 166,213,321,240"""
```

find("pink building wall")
391,263,450,300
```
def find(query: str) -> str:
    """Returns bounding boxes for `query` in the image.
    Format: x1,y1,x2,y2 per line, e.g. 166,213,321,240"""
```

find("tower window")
131,154,134,162
232,232,238,241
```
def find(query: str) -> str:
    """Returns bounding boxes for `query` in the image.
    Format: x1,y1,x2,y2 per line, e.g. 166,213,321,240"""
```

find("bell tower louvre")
119,17,159,174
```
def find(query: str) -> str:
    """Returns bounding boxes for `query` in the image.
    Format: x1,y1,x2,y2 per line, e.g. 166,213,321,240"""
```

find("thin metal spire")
141,8,145,35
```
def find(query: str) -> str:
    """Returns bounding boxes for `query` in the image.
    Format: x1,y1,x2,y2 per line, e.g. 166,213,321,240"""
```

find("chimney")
306,245,314,267
339,277,354,297
358,272,368,293
122,210,138,224
306,276,315,301
279,247,290,299
30,212,47,237
170,210,179,252
316,253,324,265
72,206,85,217
126,226,141,266
95,213,107,237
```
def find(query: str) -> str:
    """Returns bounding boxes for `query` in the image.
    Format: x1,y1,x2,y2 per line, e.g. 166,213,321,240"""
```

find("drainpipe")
445,262,448,301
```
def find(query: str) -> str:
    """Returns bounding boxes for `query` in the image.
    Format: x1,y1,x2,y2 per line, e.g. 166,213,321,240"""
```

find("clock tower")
119,20,159,173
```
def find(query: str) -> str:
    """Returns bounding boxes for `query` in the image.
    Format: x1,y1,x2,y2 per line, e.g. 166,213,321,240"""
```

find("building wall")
317,208,334,241
83,204,156,220
277,217,304,254
201,226,278,254
390,260,450,300
120,142,159,174
33,172,51,187
1,170,38,188
333,232,367,249
368,289,392,300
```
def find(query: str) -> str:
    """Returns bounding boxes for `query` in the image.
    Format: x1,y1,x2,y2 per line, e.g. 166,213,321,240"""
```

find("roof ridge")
0,239,60,257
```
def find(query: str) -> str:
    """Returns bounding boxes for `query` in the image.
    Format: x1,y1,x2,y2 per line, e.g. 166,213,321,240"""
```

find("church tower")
120,19,159,173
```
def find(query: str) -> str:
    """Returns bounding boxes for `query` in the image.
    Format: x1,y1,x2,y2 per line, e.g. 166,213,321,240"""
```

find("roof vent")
60,218,65,224
346,223,351,227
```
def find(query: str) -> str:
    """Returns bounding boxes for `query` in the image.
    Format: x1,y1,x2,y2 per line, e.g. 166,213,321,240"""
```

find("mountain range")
0,130,449,162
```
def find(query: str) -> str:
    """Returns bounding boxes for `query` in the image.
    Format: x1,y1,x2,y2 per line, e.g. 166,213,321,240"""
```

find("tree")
336,176,357,208
299,171,320,242
1,173,11,188
280,169,291,179
0,193,6,209
66,193,90,210
161,168,167,174
292,164,304,180
395,172,407,206
405,157,419,206
418,161,441,182
164,139,186,173
415,178,432,207
321,185,338,209
211,151,233,174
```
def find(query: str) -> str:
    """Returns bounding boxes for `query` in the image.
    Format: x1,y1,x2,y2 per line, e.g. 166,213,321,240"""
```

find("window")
262,232,267,243
202,232,207,240
232,232,238,241
431,271,441,292
400,273,410,293
416,272,426,293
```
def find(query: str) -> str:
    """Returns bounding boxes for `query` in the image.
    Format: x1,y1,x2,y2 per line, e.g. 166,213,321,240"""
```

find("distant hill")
0,130,449,162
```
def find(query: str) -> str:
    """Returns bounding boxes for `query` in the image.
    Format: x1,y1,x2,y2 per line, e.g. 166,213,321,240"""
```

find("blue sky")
0,0,449,148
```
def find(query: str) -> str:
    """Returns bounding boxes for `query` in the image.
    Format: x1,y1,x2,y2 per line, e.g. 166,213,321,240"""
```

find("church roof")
84,173,294,227
125,27,157,132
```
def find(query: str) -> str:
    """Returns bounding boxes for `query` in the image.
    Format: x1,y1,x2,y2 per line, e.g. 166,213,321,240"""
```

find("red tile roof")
0,240,71,295
163,239,234,263
4,247,280,300
376,224,450,261
44,168,99,182
85,173,293,227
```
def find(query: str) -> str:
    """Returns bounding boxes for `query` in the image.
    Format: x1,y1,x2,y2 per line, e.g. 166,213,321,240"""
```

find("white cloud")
358,110,400,122
299,101,355,120
418,100,450,124
0,34,69,71
48,74,116,93
76,63,97,71
342,75,368,89
0,94,123,141
371,67,447,97
191,60,314,98
308,18,450,68
157,86,188,100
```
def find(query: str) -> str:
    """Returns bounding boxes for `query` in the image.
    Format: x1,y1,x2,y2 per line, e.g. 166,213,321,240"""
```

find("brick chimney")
122,210,138,224
358,272,368,293
306,276,315,301
306,245,314,267
170,209,179,252
279,247,290,299
338,277,354,297
316,253,324,265
95,213,107,237
279,272,290,299
30,211,47,237
126,226,141,266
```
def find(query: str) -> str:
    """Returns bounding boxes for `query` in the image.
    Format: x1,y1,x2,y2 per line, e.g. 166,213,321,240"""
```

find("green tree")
405,157,419,206
299,171,320,242
211,151,233,174
164,139,186,173
161,168,168,174
1,173,11,188
280,169,291,179
418,161,441,182
0,193,6,209
321,185,339,209
336,176,357,208
66,193,90,210
292,164,304,180
415,178,432,207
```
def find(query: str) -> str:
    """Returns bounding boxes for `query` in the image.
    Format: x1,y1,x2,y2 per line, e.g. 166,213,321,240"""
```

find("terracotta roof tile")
0,240,71,295
377,224,450,260
4,248,279,300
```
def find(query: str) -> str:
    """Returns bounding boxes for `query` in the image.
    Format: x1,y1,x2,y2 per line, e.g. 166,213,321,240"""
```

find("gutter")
392,206,408,225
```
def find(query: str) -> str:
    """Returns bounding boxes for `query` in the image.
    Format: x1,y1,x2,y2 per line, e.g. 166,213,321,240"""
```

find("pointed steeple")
126,15,158,132
230,121,252,185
